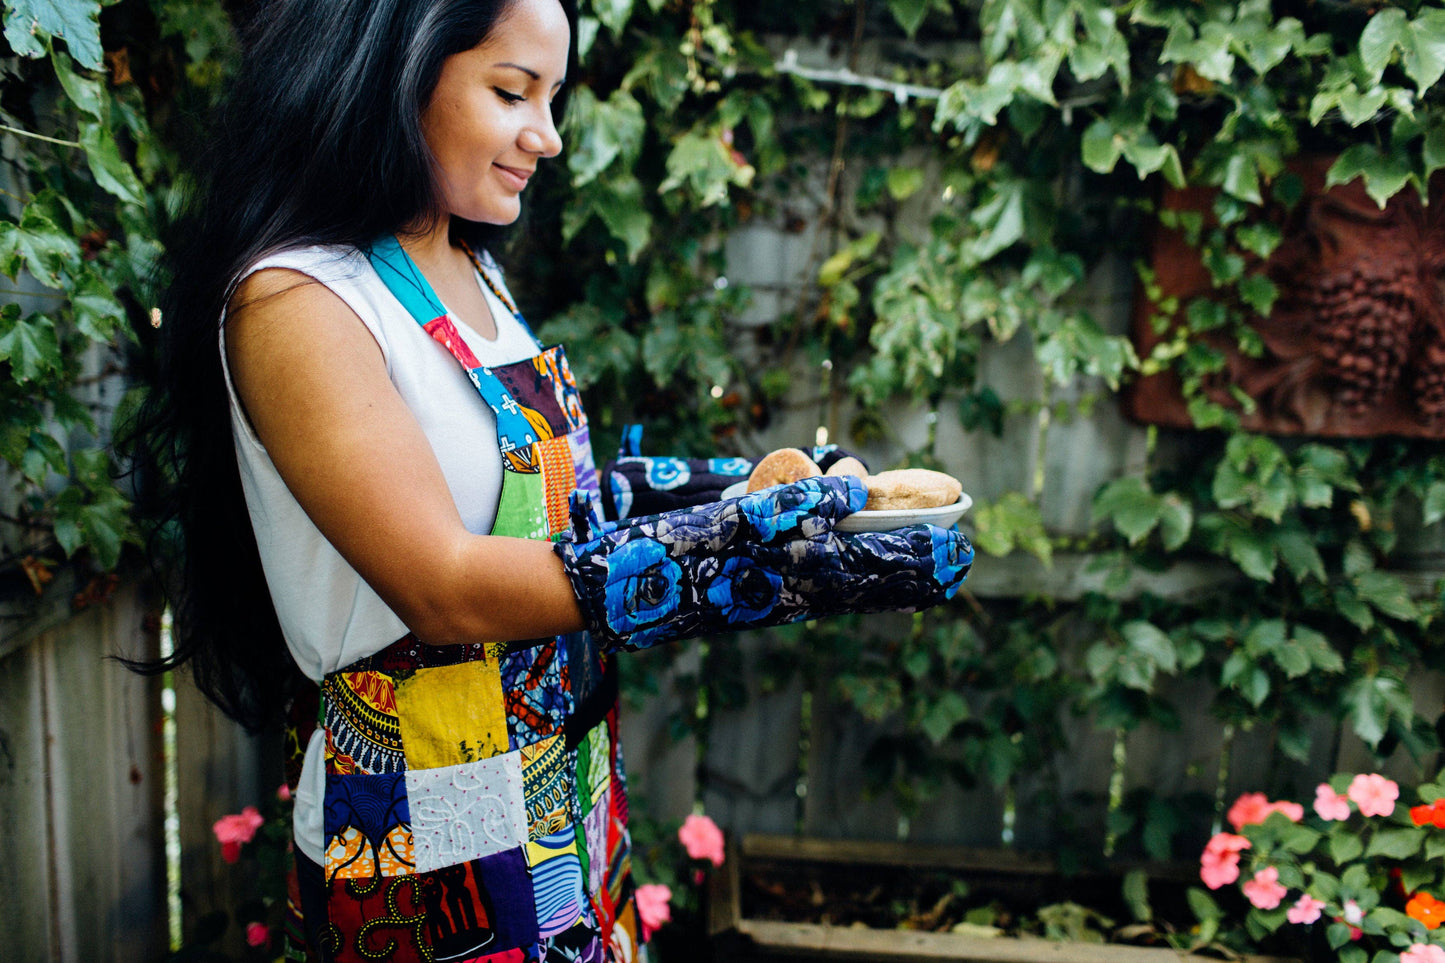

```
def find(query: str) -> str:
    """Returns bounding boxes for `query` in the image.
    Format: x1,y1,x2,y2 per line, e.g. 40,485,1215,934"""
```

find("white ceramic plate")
721,482,972,532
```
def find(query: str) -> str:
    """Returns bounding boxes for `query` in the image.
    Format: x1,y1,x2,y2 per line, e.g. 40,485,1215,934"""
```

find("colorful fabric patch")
407,754,527,873
610,895,641,962
325,874,430,963
581,790,609,899
327,823,415,880
474,372,553,464
470,950,527,963
493,470,548,541
416,848,538,961
323,670,404,775
582,724,609,813
369,636,497,677
525,830,586,939
395,661,509,769
568,426,600,514
541,346,587,433
489,353,569,435
531,921,605,963
605,789,632,906
324,772,411,882
521,735,573,840
537,435,576,539
500,643,569,748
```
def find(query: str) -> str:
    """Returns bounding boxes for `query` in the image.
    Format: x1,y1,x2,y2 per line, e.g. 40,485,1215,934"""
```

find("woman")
132,0,972,960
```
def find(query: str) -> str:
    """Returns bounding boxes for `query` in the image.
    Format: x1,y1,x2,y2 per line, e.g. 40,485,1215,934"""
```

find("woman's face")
421,0,569,226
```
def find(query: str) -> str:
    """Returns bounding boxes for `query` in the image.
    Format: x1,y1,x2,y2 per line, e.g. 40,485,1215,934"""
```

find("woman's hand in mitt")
554,475,974,652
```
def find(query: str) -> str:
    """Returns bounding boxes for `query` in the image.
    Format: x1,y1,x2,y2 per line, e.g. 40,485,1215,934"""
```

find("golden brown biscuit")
746,448,822,492
864,469,963,511
825,456,869,480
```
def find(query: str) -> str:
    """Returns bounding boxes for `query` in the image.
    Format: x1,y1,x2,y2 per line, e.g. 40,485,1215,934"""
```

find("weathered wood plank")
1,634,57,961
732,920,1297,963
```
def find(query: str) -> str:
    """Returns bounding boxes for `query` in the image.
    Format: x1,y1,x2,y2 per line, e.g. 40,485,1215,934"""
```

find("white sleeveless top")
219,244,541,863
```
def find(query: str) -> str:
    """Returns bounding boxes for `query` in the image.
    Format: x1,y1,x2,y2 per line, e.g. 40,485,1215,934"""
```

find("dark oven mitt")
600,423,869,521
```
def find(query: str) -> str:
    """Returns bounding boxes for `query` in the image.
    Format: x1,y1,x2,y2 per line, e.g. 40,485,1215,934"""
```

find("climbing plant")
4,0,1443,918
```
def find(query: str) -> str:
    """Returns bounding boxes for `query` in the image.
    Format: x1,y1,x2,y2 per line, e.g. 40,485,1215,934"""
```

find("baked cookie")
864,469,963,511
746,448,822,492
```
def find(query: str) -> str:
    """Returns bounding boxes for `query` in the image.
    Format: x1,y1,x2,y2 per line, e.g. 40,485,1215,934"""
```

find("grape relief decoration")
1127,157,1445,437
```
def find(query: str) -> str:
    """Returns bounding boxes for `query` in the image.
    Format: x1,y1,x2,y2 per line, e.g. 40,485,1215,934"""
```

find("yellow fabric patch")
394,660,509,768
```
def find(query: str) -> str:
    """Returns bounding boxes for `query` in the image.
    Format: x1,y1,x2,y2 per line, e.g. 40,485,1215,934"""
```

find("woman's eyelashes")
493,87,525,104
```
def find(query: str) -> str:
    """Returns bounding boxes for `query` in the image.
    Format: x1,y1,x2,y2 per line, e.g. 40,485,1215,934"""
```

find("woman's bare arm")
224,267,585,646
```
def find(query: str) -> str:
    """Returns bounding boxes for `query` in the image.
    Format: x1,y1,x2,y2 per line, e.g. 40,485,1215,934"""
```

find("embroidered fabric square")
407,753,527,873
395,661,510,769
521,734,574,840
525,829,587,939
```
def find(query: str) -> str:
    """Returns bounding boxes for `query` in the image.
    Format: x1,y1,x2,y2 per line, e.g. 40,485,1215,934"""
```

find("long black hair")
126,0,578,733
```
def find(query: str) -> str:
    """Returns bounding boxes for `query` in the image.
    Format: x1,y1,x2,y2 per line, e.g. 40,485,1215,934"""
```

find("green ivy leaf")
566,88,646,187
0,310,62,383
886,167,924,201
592,178,653,262
80,122,145,205
591,0,634,36
1158,495,1193,551
1353,570,1419,621
50,46,103,118
4,0,104,68
1359,8,1407,85
1403,8,1445,94
918,691,969,744
1092,476,1161,545
1275,529,1326,583
887,0,929,38
0,203,82,287
1124,620,1177,674
71,271,126,341
1327,143,1413,208
1424,480,1445,525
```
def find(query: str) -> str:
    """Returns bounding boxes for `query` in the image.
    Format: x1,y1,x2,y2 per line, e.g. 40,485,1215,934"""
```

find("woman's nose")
519,109,563,158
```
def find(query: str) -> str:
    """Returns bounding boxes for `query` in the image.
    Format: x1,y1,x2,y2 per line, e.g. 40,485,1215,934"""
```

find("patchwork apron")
287,237,640,963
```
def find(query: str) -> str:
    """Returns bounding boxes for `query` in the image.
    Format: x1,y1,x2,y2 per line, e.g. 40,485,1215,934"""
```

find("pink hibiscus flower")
1200,832,1251,890
1401,945,1445,963
1348,773,1399,818
678,813,726,867
1243,865,1288,910
1313,783,1351,821
1227,792,1304,830
634,883,672,940
213,806,264,864
1287,893,1325,925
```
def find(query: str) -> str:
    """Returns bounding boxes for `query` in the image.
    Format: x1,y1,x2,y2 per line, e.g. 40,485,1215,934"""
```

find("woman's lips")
495,164,532,191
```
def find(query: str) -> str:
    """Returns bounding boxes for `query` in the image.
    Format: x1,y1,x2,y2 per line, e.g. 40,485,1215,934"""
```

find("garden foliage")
3,2,1444,955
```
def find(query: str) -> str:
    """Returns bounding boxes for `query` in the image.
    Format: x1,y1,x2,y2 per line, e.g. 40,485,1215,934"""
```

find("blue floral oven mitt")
555,475,973,651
